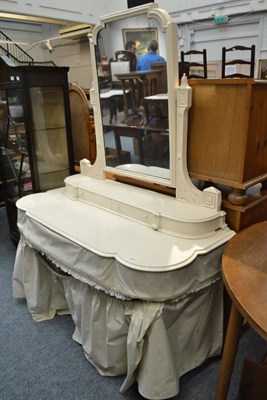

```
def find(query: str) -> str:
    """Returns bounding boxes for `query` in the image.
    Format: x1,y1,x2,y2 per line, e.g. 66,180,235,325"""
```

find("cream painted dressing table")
13,4,235,399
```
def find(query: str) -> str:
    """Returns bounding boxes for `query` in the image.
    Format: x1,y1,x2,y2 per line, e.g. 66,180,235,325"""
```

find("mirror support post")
176,75,222,211
80,30,107,179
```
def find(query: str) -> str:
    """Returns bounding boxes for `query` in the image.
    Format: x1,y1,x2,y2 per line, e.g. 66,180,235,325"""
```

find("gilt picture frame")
122,28,158,57
258,59,267,80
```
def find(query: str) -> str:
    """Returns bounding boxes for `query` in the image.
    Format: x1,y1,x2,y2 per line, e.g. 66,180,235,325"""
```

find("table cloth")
13,188,225,399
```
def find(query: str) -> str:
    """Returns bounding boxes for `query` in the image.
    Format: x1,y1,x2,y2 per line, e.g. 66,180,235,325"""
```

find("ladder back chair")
180,49,208,79
221,45,255,78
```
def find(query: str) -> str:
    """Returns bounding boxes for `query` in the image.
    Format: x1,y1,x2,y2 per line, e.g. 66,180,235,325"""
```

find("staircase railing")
0,31,34,66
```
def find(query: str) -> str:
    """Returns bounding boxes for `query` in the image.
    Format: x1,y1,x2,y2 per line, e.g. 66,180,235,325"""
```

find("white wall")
161,0,267,23
1,1,267,25
52,39,93,89
0,0,128,24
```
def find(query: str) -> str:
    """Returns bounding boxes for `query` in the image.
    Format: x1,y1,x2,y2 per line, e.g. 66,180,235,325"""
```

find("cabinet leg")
228,188,248,206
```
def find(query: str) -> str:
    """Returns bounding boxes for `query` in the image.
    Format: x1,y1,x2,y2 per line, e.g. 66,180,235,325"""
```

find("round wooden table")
215,221,267,399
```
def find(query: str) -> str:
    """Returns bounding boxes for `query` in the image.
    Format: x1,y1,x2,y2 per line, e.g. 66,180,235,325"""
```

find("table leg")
143,100,149,125
113,128,145,165
215,303,244,400
137,134,145,164
107,98,115,123
114,130,122,163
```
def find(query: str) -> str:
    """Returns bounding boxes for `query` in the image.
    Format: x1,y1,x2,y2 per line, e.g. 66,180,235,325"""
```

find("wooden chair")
215,222,267,400
180,49,208,79
115,50,137,71
151,61,167,93
100,60,131,123
221,45,255,78
142,62,168,127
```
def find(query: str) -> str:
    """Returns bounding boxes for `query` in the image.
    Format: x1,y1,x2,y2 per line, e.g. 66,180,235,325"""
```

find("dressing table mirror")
82,3,227,211
89,3,177,186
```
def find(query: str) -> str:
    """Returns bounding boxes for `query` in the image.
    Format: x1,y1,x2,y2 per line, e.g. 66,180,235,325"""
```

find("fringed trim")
168,273,221,305
79,283,164,311
44,253,132,301
18,232,221,304
19,232,132,301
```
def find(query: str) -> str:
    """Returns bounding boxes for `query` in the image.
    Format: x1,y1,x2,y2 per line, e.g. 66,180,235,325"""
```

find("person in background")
136,39,165,71
122,41,137,60
126,41,137,53
99,54,110,76
101,54,110,65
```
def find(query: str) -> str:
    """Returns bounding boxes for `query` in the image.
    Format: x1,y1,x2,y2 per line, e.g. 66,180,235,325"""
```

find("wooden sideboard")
221,183,267,232
187,78,267,205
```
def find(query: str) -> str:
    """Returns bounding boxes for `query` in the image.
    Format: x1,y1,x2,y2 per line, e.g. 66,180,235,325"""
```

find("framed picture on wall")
258,59,267,79
122,28,158,57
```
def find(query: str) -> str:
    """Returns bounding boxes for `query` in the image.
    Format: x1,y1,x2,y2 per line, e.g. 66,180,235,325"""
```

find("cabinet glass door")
0,87,32,202
29,86,70,191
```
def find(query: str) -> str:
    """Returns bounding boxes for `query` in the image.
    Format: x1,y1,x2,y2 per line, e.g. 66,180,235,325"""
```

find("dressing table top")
17,173,234,272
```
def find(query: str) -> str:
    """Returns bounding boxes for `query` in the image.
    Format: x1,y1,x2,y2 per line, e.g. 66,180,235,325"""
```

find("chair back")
115,50,137,71
180,49,207,79
151,62,167,93
110,60,130,83
221,45,255,78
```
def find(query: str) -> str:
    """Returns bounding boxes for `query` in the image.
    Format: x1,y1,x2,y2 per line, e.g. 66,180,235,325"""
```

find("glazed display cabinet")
0,58,74,243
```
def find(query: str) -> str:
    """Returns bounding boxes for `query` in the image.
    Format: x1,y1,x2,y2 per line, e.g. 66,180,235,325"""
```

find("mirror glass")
93,8,176,183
